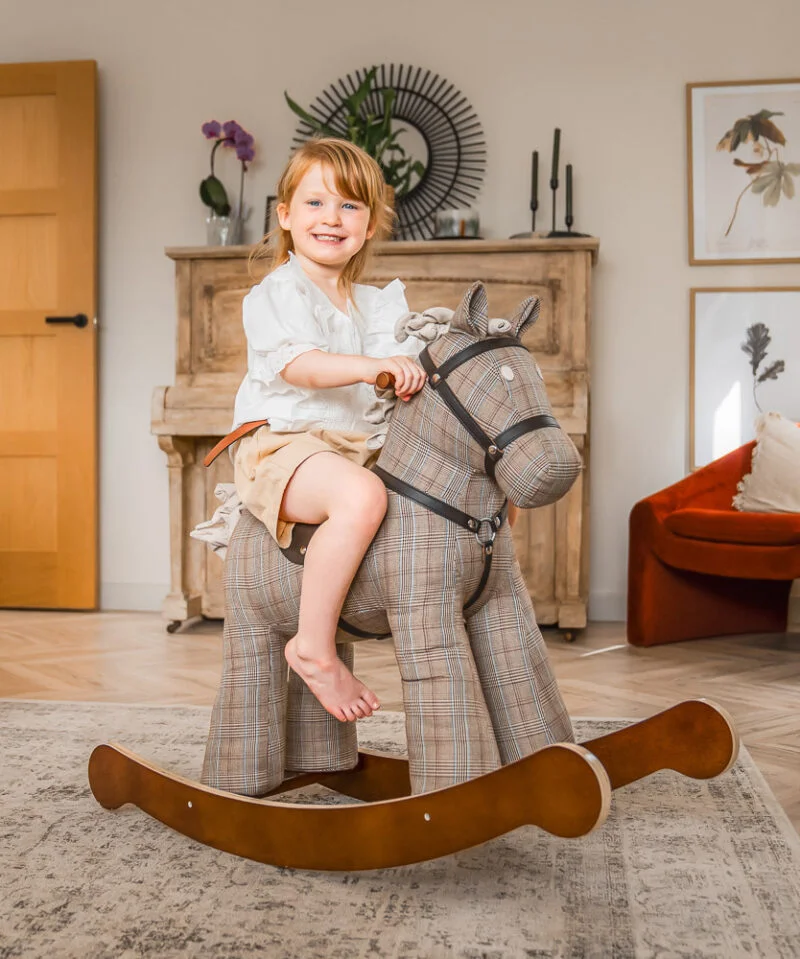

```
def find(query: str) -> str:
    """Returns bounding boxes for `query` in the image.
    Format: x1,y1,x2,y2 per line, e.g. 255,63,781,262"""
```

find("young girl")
232,138,426,724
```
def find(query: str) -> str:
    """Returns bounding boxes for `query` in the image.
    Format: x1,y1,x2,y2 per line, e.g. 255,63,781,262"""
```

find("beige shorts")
233,426,379,548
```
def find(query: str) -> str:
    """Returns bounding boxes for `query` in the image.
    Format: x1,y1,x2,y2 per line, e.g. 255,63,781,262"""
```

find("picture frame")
263,195,278,238
687,79,800,265
689,287,800,470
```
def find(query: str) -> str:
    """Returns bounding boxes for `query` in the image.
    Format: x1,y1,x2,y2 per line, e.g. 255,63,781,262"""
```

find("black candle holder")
547,227,591,237
547,173,591,238
548,176,559,235
510,137,592,240
508,192,540,239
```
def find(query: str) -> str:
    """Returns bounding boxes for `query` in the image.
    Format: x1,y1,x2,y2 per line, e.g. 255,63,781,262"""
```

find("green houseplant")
285,67,425,198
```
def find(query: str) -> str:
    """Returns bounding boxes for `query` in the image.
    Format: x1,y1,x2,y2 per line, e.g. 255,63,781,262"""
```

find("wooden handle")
375,371,395,390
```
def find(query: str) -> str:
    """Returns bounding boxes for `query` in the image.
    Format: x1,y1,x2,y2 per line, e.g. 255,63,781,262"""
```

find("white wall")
3,0,799,618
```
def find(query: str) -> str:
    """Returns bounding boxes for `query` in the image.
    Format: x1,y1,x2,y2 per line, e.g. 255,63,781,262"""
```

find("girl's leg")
279,452,387,722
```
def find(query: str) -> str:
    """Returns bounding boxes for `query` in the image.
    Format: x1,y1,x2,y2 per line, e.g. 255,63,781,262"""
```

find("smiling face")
276,161,375,277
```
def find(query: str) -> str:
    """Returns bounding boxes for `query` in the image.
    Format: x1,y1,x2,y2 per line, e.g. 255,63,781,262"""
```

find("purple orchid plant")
200,120,255,218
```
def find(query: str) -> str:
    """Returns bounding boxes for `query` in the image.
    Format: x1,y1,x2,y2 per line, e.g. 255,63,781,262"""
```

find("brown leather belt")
205,371,396,469
203,419,269,467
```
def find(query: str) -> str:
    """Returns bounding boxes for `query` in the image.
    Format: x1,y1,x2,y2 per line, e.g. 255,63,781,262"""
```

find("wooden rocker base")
87,699,738,872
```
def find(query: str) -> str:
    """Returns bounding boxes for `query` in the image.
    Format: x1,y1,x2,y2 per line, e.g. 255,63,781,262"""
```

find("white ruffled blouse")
232,251,418,432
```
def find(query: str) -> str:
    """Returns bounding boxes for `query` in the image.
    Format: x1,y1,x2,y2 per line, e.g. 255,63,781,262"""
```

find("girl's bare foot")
284,635,381,722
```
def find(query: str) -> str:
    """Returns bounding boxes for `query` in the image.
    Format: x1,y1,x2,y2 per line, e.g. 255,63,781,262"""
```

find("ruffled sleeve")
358,278,420,359
242,270,328,388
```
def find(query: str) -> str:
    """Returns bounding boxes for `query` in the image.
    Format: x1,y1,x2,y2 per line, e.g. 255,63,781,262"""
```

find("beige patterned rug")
2,701,800,959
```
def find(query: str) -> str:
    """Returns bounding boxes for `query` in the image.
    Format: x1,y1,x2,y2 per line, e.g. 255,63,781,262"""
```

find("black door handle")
45,313,89,328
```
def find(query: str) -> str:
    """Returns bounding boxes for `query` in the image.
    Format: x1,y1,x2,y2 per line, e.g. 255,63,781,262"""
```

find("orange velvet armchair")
627,442,800,646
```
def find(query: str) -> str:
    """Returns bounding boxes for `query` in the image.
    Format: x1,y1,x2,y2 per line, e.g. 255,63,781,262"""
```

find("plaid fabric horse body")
202,283,583,796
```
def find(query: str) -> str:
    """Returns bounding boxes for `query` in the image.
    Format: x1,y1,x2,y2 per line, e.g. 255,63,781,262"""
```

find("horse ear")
507,295,541,337
451,282,490,337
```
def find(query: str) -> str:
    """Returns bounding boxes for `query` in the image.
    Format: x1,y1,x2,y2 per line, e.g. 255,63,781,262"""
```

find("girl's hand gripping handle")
370,356,425,401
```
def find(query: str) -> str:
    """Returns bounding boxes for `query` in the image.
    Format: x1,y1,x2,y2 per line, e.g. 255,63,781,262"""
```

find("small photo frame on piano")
263,195,279,238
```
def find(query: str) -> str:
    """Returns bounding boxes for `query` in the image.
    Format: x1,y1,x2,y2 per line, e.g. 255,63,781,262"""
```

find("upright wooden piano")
153,238,599,634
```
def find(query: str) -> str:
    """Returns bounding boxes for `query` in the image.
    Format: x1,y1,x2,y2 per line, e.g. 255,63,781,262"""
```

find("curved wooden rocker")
88,699,738,872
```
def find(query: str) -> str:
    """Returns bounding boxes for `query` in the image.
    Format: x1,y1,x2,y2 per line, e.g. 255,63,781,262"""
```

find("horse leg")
388,599,501,794
201,617,288,797
285,642,358,775
466,544,574,764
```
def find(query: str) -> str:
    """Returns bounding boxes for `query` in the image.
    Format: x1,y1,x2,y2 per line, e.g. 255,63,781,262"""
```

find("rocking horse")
89,283,739,871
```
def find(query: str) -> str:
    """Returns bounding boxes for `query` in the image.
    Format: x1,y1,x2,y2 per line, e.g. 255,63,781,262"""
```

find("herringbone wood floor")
1,610,797,830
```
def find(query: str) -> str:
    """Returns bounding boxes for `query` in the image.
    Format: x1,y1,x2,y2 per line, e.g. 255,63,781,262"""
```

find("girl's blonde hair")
250,137,394,300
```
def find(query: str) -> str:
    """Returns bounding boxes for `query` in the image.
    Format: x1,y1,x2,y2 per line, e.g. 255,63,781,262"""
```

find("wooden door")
0,61,98,608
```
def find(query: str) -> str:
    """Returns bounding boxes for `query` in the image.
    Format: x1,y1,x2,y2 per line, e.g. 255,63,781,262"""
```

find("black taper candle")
565,164,573,227
531,151,539,206
550,128,561,187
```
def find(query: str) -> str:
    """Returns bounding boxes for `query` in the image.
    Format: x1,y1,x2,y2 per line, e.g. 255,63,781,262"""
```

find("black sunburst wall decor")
290,64,487,240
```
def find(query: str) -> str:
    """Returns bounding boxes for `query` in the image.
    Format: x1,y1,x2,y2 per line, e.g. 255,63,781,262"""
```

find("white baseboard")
100,582,168,612
588,590,626,623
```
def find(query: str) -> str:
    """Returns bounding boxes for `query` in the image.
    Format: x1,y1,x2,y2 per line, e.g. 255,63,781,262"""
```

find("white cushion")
733,412,800,513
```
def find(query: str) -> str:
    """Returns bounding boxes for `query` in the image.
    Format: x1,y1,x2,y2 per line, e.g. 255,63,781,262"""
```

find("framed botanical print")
687,79,800,264
690,288,800,469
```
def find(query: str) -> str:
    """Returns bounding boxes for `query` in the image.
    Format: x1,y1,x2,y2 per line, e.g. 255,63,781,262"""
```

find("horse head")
380,282,582,510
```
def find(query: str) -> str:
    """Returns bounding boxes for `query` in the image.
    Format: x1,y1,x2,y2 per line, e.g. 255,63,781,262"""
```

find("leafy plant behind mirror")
285,67,426,197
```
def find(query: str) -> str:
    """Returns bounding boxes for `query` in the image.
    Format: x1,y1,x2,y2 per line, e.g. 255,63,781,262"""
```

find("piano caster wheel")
166,620,182,634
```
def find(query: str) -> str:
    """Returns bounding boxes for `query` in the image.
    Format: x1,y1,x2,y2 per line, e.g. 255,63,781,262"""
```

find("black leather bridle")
421,337,559,480
371,335,560,616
